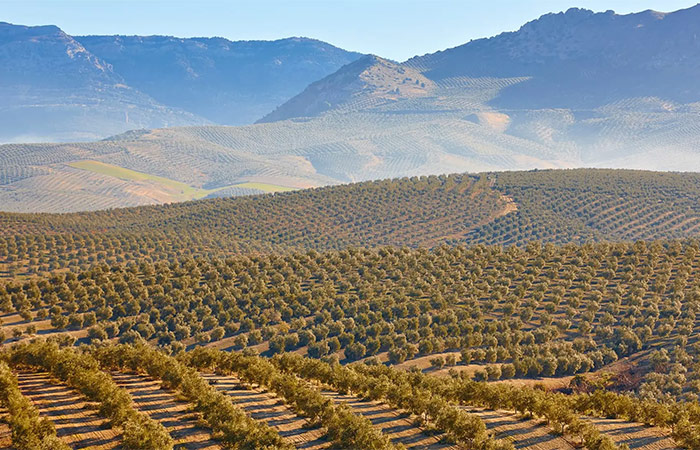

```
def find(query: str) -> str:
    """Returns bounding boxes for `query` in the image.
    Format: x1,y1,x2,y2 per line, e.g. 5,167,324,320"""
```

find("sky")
2,0,699,61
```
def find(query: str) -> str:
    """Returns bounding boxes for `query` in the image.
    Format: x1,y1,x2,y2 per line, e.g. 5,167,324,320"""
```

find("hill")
259,55,435,123
76,35,362,125
0,22,208,143
0,116,564,213
3,169,700,277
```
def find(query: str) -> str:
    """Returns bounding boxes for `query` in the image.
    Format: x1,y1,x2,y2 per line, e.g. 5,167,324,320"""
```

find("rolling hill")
3,169,700,278
2,167,700,448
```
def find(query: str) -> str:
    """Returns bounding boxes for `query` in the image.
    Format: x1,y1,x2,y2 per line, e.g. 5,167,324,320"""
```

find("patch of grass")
232,182,296,193
69,160,208,198
68,160,296,200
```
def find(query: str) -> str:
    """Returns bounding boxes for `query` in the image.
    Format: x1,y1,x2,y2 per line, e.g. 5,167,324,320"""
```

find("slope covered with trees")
3,169,700,277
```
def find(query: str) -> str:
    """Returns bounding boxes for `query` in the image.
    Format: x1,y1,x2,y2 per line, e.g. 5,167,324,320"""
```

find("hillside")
408,6,700,109
0,22,208,142
76,35,362,125
2,170,700,448
3,169,700,278
0,116,565,213
0,238,699,448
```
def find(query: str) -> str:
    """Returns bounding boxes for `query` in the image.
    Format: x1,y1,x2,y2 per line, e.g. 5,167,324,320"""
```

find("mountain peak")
258,53,433,122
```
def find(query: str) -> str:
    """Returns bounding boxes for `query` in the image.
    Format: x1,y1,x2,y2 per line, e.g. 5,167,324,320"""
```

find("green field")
232,181,296,193
68,160,295,200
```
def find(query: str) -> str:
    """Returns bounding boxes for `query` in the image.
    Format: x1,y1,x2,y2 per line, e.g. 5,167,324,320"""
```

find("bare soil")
319,389,458,449
202,373,330,449
15,370,122,449
586,417,680,450
109,371,221,450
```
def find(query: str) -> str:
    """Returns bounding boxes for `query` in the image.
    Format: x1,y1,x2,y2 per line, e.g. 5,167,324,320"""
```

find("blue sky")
2,0,699,60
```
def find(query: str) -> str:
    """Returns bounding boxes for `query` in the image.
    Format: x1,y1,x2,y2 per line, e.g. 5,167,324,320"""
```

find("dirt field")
202,373,330,449
587,417,680,450
462,406,574,450
0,408,13,450
15,371,122,449
110,371,221,449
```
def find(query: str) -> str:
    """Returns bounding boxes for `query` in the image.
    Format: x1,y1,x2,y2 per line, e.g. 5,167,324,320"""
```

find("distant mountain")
269,5,700,120
0,23,361,142
0,22,207,142
260,5,700,172
77,35,362,125
259,55,433,123
407,5,700,109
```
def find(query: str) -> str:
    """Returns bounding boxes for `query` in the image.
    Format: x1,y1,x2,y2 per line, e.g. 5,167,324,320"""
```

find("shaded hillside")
407,6,700,109
3,169,700,277
0,22,360,142
77,35,362,125
0,22,207,142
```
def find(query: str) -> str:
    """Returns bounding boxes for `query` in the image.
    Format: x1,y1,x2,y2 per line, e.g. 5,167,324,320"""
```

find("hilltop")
259,55,435,123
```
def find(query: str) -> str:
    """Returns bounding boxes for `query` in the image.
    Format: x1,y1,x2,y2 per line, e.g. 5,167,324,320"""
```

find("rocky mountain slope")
0,23,361,142
407,6,700,109
259,55,434,123
76,35,361,125
0,22,206,142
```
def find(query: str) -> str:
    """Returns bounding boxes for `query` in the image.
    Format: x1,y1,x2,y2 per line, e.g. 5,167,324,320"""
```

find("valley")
2,2,700,449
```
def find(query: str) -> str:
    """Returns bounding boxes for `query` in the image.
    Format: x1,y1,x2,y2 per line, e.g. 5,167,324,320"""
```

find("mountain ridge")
76,33,362,125
0,21,208,142
4,6,700,211
0,22,362,142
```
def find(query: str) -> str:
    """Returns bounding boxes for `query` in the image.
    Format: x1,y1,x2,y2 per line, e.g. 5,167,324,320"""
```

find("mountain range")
2,5,700,212
0,22,361,142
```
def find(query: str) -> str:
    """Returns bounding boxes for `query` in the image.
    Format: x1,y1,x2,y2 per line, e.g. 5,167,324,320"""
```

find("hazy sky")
3,0,699,60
